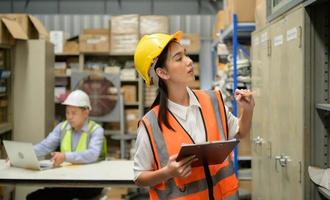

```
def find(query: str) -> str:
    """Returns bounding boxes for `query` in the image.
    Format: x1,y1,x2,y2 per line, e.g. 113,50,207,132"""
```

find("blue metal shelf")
221,22,256,41
212,15,255,175
226,15,254,176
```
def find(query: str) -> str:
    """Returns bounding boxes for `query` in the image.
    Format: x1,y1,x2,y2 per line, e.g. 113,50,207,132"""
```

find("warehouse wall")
0,0,222,15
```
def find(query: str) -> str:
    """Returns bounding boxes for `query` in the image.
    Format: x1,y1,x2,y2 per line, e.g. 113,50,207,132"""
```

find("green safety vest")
60,120,107,160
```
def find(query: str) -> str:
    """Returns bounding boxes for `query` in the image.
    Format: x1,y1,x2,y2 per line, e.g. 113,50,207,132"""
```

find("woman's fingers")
178,155,196,166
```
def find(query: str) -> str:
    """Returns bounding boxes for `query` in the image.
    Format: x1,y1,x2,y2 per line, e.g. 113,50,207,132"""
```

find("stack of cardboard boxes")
49,14,202,134
110,14,139,54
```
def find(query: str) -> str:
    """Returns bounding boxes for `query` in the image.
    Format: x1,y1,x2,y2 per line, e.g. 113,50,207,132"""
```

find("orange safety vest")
141,90,239,200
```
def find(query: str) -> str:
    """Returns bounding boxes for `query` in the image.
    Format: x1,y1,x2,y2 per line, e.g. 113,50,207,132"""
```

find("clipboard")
176,139,239,167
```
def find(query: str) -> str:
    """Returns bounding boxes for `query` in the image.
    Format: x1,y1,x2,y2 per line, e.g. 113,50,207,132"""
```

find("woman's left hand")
234,89,255,111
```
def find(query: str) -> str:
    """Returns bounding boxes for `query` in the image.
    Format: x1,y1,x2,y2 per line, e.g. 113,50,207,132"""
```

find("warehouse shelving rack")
212,14,255,198
0,44,13,157
213,14,255,175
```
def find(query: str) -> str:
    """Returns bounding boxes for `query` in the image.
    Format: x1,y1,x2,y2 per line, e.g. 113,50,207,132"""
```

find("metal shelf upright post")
216,14,255,175
232,14,239,175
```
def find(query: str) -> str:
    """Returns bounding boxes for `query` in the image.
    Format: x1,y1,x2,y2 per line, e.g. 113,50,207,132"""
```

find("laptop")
3,140,53,170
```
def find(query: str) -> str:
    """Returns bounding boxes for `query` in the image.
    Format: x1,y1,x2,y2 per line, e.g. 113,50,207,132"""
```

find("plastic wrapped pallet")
50,31,65,54
140,16,169,36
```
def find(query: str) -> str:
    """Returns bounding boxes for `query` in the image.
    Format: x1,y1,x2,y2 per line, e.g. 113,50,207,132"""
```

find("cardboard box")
227,0,256,23
0,14,48,40
180,34,200,54
140,15,169,35
122,85,137,104
104,66,120,74
110,33,138,54
111,15,139,34
79,29,110,53
63,36,79,53
120,68,137,80
214,10,225,39
125,109,140,134
255,0,267,30
0,17,28,45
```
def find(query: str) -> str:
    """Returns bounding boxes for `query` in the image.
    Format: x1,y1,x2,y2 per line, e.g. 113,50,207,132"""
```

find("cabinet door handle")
267,39,272,56
252,136,265,145
275,154,291,170
298,26,302,48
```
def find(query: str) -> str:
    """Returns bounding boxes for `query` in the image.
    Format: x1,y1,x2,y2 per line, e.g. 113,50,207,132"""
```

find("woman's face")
159,41,195,86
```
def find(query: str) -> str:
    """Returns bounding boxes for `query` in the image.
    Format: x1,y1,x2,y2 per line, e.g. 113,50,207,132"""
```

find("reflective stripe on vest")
60,120,107,160
224,191,240,200
154,161,236,199
204,90,226,141
142,90,239,200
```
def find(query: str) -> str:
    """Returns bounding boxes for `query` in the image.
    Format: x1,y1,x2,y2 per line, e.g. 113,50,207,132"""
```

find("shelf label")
261,32,268,43
287,27,297,41
253,36,260,46
273,35,283,47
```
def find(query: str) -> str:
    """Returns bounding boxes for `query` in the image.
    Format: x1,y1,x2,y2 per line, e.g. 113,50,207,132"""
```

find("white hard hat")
62,90,92,110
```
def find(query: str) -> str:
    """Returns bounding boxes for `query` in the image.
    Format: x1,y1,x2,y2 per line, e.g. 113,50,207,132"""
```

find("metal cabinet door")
268,6,305,200
276,6,305,200
251,26,273,200
268,14,287,200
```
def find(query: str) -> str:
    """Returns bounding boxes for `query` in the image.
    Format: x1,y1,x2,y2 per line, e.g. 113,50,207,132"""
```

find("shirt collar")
64,119,90,133
167,87,201,120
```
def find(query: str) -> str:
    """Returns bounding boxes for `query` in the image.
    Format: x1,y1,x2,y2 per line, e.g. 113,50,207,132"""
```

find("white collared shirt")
133,88,239,180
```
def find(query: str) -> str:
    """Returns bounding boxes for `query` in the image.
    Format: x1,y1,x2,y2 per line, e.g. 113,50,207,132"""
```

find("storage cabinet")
251,5,306,200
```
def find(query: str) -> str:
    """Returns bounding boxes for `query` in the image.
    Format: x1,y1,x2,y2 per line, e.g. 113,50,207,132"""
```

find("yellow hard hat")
134,31,183,86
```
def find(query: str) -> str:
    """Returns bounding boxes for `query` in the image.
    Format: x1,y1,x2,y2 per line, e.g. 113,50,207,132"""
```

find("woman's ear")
156,68,170,80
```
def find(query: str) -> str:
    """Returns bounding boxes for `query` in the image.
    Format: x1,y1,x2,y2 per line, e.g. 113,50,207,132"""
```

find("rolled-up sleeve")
64,127,104,164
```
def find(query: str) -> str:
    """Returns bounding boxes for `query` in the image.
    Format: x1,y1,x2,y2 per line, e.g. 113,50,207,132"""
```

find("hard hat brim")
172,31,183,42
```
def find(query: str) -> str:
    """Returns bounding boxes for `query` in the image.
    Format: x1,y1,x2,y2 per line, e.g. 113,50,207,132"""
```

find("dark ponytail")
149,41,174,131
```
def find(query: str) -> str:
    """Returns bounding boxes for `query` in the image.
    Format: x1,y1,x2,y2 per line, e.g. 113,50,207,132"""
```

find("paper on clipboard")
176,139,239,167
